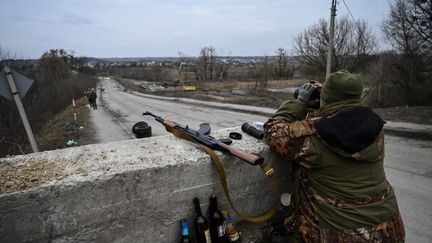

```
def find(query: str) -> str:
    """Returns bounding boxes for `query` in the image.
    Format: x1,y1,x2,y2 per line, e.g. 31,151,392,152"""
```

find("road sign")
0,68,34,100
1,66,39,153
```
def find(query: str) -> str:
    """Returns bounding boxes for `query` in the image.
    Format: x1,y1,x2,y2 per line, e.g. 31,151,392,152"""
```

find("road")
92,78,268,141
92,78,432,242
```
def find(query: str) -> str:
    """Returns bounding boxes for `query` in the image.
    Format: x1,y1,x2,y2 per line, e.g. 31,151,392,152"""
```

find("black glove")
296,81,322,109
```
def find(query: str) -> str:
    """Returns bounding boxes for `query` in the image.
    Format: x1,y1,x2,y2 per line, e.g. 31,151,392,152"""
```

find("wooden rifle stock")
216,142,263,166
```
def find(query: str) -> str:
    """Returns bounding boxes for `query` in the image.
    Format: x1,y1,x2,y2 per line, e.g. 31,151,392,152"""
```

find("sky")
0,0,391,58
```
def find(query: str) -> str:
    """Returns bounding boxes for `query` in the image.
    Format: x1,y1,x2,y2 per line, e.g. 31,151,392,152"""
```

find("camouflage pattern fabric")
264,119,405,243
264,118,316,161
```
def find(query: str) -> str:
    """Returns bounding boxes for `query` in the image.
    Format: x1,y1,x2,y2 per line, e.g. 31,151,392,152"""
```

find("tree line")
0,48,97,156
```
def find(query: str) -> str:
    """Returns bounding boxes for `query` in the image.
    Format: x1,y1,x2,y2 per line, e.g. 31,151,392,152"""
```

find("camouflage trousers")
284,169,405,243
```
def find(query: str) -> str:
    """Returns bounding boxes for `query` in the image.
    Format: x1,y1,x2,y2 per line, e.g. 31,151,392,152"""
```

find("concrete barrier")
0,127,291,243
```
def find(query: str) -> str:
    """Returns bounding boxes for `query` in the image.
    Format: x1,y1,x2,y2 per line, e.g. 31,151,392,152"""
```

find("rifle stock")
216,142,263,165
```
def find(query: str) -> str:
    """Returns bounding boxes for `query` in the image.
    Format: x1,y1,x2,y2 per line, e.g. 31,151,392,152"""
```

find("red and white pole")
72,95,77,121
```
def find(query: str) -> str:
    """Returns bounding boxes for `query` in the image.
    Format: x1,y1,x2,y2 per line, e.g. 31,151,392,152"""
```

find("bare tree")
176,51,187,83
382,0,421,90
196,46,217,81
275,48,288,79
285,56,299,78
351,21,378,70
250,56,273,92
213,49,232,82
0,44,14,61
380,0,432,105
408,0,432,48
293,16,377,76
382,0,423,55
215,58,232,82
209,47,216,81
0,44,17,69
38,49,71,82
198,47,209,80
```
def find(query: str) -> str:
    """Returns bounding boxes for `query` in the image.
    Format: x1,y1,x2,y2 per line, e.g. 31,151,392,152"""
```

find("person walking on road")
264,70,405,242
89,88,98,110
85,88,92,108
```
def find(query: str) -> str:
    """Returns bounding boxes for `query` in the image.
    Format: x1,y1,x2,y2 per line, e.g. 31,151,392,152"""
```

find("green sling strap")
167,126,280,223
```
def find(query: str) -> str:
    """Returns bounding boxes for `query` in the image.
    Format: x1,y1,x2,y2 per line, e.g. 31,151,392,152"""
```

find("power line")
339,0,376,51
341,0,369,33
341,0,357,24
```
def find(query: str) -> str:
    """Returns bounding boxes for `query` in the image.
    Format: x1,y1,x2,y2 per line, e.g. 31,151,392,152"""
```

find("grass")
197,79,305,90
36,98,98,152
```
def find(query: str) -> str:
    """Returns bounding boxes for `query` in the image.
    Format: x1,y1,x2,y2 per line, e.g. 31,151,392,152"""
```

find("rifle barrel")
143,111,166,124
143,111,157,118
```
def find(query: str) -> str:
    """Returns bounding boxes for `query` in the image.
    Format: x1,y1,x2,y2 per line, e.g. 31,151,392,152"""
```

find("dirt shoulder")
36,98,98,152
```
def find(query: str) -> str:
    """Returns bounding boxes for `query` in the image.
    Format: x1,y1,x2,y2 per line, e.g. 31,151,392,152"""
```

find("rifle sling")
167,126,280,223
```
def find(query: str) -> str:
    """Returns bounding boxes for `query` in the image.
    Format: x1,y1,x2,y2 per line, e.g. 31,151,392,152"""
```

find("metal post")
4,67,39,152
326,0,337,79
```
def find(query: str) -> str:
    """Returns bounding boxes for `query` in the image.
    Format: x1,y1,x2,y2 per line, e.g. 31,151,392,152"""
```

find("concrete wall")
0,127,291,243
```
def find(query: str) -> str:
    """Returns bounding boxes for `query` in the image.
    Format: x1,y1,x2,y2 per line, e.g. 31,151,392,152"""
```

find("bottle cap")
222,209,233,221
229,132,242,140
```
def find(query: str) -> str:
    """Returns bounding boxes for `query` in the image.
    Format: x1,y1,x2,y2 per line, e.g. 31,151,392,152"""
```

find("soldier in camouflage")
264,70,405,242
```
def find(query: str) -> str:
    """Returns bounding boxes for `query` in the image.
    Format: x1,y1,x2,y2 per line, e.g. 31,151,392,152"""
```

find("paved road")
384,135,432,242
92,78,432,242
93,78,268,141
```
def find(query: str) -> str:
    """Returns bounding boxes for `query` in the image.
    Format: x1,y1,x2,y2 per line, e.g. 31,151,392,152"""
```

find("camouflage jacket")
264,100,405,243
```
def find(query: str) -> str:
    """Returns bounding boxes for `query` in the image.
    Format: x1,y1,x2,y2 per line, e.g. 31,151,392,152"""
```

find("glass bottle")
193,197,212,243
222,210,240,242
208,195,227,243
180,219,191,243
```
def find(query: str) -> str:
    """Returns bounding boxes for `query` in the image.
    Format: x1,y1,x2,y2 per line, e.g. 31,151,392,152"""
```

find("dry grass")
36,98,98,151
197,79,305,90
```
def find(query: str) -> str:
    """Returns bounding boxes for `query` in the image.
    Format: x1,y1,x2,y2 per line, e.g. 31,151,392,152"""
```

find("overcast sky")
0,0,391,58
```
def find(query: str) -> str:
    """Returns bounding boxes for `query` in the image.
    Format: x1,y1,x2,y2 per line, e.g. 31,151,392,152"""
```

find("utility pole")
326,0,337,79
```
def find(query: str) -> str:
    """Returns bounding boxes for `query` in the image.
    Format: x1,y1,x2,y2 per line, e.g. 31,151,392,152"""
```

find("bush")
0,50,97,157
363,52,432,107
